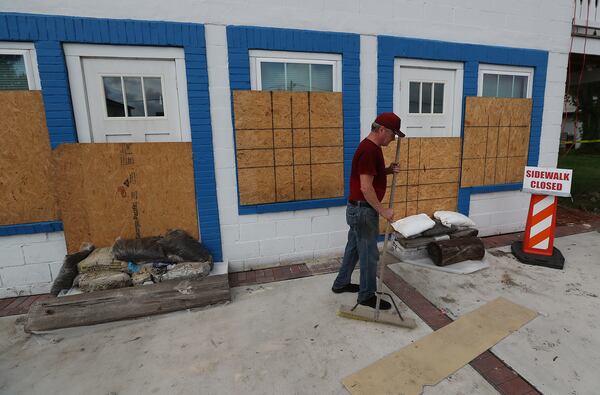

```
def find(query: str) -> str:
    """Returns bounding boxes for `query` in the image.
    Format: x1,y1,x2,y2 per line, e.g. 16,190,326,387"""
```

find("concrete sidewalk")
0,231,597,394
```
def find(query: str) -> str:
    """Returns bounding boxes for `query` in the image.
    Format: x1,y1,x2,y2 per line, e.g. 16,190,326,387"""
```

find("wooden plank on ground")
342,297,537,395
25,274,230,332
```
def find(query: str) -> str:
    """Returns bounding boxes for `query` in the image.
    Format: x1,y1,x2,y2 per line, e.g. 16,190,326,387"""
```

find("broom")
337,136,417,329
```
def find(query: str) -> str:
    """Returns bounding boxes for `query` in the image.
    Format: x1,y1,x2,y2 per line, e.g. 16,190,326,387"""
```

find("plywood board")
293,148,311,165
233,91,344,205
342,297,537,395
293,128,310,147
0,91,58,225
291,92,309,128
311,146,343,164
275,166,294,202
505,156,528,183
233,91,272,130
312,163,344,199
462,127,487,159
274,129,292,148
274,148,293,166
311,128,343,146
417,197,457,216
294,165,312,200
272,92,292,129
484,157,497,185
419,138,461,169
460,158,485,187
54,143,199,253
461,97,533,187
238,167,276,205
309,92,343,128
235,129,273,149
236,149,274,168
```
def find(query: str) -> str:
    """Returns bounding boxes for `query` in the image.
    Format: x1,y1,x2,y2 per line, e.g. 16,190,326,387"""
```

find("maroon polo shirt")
348,138,387,202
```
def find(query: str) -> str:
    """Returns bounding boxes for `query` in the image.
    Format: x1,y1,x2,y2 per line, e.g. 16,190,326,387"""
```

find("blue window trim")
377,36,548,216
227,26,360,215
0,12,222,261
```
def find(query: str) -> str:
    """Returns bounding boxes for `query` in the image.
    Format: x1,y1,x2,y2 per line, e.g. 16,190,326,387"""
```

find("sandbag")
112,237,166,263
449,228,479,239
427,237,485,266
421,219,454,237
434,211,476,228
50,244,94,296
158,230,213,268
392,214,436,238
78,271,132,292
77,247,128,273
159,261,212,282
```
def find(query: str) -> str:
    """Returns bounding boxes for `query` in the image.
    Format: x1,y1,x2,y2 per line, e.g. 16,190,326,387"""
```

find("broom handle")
375,137,402,319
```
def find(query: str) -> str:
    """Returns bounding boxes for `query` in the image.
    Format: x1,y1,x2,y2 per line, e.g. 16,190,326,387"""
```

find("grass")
557,151,600,213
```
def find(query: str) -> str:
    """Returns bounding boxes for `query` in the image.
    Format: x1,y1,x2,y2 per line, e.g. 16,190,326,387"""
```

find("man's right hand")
380,207,394,222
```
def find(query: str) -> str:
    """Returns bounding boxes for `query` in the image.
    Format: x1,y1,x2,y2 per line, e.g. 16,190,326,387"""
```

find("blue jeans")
333,204,379,303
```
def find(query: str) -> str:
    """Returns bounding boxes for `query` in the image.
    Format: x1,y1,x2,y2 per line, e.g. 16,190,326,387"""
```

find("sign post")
511,166,573,269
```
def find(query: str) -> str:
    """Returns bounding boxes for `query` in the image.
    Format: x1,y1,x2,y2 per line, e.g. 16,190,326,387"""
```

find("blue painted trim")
227,26,360,214
469,183,522,194
0,221,64,236
377,35,548,216
239,197,347,214
0,13,221,261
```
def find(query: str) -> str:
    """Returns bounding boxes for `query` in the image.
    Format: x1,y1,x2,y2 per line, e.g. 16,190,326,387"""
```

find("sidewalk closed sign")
522,166,572,197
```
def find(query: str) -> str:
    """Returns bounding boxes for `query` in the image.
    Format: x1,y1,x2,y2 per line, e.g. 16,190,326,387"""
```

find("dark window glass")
421,82,432,113
433,83,444,114
143,77,164,116
123,77,145,117
409,82,420,113
103,76,125,117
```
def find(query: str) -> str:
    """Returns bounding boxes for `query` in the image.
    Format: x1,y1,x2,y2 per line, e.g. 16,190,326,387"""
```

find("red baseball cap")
375,112,405,137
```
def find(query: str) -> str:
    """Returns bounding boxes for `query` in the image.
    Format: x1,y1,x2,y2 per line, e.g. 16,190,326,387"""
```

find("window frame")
0,42,41,90
249,50,342,92
477,64,534,98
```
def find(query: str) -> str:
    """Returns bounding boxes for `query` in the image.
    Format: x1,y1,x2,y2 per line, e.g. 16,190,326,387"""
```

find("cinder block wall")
0,232,66,297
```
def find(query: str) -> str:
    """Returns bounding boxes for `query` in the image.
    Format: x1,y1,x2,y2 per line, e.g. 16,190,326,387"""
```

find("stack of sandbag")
389,211,482,265
50,229,214,294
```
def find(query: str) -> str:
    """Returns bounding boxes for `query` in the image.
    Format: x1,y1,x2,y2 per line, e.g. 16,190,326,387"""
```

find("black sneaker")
358,295,391,310
331,283,360,293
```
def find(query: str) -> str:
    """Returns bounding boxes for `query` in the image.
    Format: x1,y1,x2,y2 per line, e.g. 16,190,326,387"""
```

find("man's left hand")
386,163,400,174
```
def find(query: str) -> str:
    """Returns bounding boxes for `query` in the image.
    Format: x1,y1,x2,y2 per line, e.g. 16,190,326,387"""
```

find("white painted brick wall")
0,232,67,297
0,3,569,273
469,191,531,237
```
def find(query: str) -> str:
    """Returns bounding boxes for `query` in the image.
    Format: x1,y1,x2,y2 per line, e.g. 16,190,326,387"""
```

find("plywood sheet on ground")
233,91,344,205
0,91,58,225
54,143,198,253
461,97,532,187
379,137,461,232
342,297,537,395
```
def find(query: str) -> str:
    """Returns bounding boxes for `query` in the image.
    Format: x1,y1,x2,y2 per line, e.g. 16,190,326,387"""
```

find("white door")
82,58,182,142
394,59,463,137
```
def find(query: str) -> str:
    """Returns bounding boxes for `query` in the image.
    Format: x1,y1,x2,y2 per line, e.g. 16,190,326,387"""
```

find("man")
331,112,405,310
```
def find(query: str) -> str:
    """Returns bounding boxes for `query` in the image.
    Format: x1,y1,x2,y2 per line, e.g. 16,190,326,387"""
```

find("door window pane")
261,62,286,90
123,77,145,117
421,82,432,113
143,77,164,116
513,75,527,98
433,83,444,114
311,64,333,91
287,63,310,91
482,74,498,97
409,82,420,113
0,54,29,90
103,76,125,117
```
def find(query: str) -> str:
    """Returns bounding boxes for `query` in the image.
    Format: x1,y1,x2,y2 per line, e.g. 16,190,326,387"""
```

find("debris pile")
51,229,213,295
